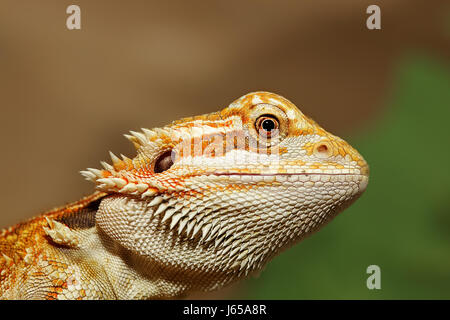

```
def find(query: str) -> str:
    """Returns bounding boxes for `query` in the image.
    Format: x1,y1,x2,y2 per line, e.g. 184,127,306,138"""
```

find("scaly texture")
0,92,369,299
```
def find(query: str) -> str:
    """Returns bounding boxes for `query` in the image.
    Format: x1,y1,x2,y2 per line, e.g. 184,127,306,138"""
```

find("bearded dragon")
0,92,369,299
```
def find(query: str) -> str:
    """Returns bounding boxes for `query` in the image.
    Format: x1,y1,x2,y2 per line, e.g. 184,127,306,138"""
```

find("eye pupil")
154,150,174,173
255,115,279,138
262,119,275,131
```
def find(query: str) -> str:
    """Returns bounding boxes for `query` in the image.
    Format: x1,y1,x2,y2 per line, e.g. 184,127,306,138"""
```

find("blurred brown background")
0,0,449,299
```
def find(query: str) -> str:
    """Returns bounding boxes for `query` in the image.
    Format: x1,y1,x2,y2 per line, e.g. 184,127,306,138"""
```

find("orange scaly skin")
0,92,369,299
0,192,108,299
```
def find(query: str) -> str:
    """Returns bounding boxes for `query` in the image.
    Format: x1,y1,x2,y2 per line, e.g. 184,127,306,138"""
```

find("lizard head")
81,91,369,295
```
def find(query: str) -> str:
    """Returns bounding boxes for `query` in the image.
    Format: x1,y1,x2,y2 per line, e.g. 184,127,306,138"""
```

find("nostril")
314,142,332,158
317,144,328,153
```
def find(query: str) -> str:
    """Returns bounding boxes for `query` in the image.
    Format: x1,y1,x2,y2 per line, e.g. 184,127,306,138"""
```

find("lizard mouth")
206,171,369,192
206,162,370,178
209,172,366,176
206,169,368,178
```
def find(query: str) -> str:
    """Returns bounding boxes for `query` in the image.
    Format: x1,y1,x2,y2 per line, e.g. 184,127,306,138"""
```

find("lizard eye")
154,150,174,173
255,115,279,138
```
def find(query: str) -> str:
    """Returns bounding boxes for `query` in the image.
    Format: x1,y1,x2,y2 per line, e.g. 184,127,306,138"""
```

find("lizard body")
0,92,369,299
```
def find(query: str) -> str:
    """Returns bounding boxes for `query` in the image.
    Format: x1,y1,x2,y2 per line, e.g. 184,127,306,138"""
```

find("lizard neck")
71,226,191,299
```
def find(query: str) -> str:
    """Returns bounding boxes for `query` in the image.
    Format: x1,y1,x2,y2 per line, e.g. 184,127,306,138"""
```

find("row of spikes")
0,247,36,268
79,126,179,195
80,123,230,195
135,196,271,273
80,151,160,198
